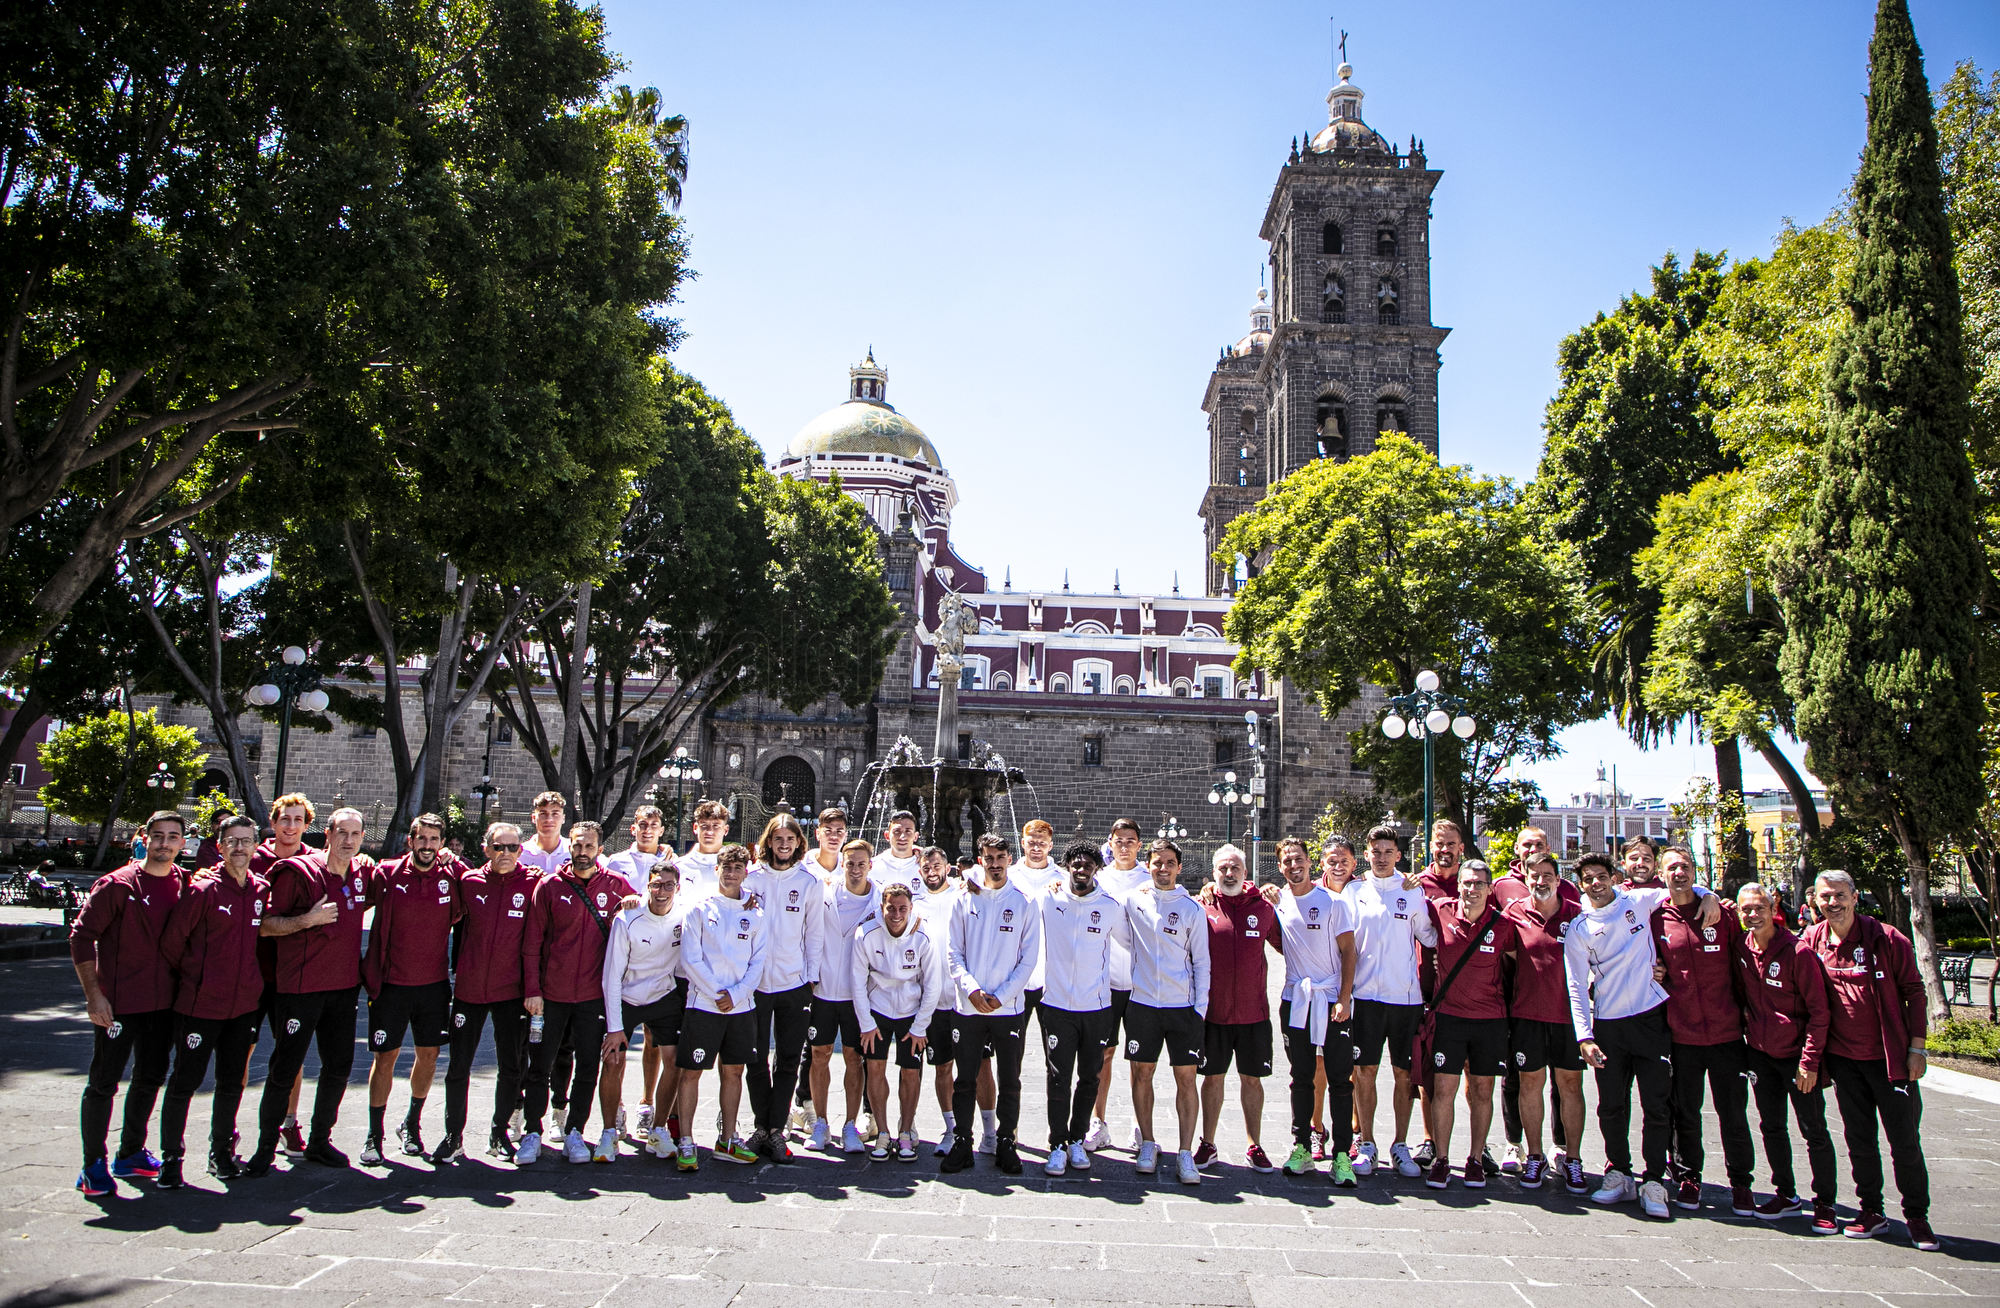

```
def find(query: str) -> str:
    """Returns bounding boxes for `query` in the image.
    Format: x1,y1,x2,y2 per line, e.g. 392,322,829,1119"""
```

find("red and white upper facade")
774,355,1260,700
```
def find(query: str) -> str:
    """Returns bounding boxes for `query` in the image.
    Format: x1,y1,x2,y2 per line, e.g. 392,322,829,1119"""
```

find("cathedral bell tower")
1199,59,1448,595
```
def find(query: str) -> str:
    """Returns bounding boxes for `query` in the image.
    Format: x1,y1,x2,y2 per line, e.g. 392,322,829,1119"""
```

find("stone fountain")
855,591,1036,860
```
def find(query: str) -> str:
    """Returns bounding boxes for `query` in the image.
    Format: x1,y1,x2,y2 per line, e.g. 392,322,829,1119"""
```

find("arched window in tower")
1238,409,1256,436
1321,272,1345,324
1322,221,1342,254
1376,276,1400,326
1375,225,1398,257
1315,395,1349,460
1376,398,1408,435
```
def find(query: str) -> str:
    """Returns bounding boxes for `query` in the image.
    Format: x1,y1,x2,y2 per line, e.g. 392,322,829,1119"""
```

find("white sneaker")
810,1118,830,1151
1128,1122,1145,1151
1083,1119,1112,1151
647,1127,674,1159
977,1127,998,1156
861,1111,879,1140
1591,1169,1638,1206
1135,1141,1159,1175
1044,1147,1068,1177
1176,1150,1201,1185
1391,1141,1420,1177
1501,1142,1524,1175
934,1134,952,1157
514,1131,542,1165
841,1121,865,1154
1353,1140,1378,1176
594,1128,618,1163
1068,1141,1090,1171
1639,1179,1671,1219
564,1129,591,1164
633,1103,653,1141
787,1103,810,1136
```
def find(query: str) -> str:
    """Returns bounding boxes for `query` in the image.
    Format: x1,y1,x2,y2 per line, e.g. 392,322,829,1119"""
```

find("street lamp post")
656,747,704,848
1378,669,1477,855
1157,815,1187,841
1244,710,1266,881
243,646,328,798
471,707,499,833
1208,770,1244,843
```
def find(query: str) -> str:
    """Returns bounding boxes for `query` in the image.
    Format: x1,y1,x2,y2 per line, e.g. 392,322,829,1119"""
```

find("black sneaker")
208,1148,244,1180
939,1137,975,1174
488,1128,514,1158
304,1138,349,1168
156,1157,185,1190
398,1120,425,1157
995,1137,1022,1175
429,1134,465,1166
240,1149,276,1178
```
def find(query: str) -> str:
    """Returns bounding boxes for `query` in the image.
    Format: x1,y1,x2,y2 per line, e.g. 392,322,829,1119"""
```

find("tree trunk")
1749,731,1818,910
0,687,47,786
555,580,592,812
1890,811,1953,1024
1713,735,1754,893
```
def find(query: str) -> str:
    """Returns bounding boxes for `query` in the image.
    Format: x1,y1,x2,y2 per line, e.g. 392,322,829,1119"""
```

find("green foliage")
1308,791,1392,858
37,710,205,827
1527,251,1733,742
1779,0,1986,859
1220,434,1593,836
1927,1016,2000,1060
192,790,238,833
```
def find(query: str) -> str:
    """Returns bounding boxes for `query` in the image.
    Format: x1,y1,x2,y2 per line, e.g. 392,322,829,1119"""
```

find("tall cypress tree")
1779,0,1983,1020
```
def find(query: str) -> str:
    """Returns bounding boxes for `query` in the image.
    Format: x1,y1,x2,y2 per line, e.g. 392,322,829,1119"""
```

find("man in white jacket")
602,805,675,1143
673,845,767,1171
1122,840,1211,1186
598,860,687,1163
743,817,824,1163
807,838,882,1153
940,834,1042,1176
1563,851,1717,1219
1034,841,1120,1177
852,882,944,1161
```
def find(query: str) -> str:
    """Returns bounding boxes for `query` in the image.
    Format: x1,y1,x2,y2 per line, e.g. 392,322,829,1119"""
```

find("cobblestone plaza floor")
2,953,1997,1308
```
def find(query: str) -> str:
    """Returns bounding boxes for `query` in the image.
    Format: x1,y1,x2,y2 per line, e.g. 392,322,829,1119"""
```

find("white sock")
981,1109,997,1134
942,1111,955,1133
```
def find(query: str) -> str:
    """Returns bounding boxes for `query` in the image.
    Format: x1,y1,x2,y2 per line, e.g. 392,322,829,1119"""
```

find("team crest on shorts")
1515,1051,1527,1066
286,1018,302,1035
107,1021,122,1039
454,1012,467,1028
1047,1033,1059,1052
692,1048,705,1062
807,1027,818,1041
1126,1039,1140,1055
187,1032,202,1049
1434,1051,1446,1067
373,1029,388,1045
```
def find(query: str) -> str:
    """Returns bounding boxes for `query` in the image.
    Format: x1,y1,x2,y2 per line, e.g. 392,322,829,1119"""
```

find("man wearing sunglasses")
440,823,541,1162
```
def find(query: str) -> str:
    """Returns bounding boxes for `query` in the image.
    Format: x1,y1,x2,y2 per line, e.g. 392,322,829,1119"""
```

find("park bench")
1942,953,1973,1006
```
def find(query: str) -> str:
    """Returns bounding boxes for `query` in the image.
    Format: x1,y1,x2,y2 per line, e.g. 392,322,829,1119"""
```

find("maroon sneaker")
1192,1140,1219,1170
279,1122,308,1158
1244,1143,1275,1173
1844,1211,1890,1240
1673,1177,1702,1210
1907,1217,1940,1251
1730,1185,1756,1216
1810,1202,1840,1235
1462,1155,1486,1189
1755,1193,1803,1221
1425,1156,1451,1190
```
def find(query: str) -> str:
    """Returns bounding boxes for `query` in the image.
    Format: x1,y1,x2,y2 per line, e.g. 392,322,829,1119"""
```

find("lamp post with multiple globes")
654,747,705,848
243,646,329,798
1377,669,1477,852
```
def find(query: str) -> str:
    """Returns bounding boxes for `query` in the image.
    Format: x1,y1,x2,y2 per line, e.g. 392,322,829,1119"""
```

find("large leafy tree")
494,372,902,827
1221,435,1593,837
0,0,680,676
1779,0,1984,1021
38,709,204,830
1527,251,1753,881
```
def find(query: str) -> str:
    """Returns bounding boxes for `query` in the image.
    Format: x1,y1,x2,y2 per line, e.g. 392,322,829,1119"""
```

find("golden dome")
787,400,941,466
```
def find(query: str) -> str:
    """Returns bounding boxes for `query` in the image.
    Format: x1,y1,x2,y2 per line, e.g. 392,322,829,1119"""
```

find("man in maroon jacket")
1500,851,1585,1193
442,821,541,1163
1803,870,1937,1250
70,810,188,1197
359,813,461,1165
157,814,269,1187
1196,844,1280,1172
1490,828,1579,1177
1734,882,1838,1232
519,821,636,1165
1421,859,1519,1190
243,806,372,1175
1652,846,1756,1215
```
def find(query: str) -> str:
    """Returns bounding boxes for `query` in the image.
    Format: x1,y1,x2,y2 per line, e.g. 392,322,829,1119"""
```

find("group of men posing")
69,797,1941,1251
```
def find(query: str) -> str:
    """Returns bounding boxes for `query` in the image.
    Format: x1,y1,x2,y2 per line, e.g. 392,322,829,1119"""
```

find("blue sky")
602,0,1998,801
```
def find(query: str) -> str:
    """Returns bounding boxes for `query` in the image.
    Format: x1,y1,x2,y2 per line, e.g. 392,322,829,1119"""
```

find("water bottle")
528,1012,545,1044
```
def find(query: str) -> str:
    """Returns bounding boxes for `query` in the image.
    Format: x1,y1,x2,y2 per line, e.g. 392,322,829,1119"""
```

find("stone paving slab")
3,953,1998,1307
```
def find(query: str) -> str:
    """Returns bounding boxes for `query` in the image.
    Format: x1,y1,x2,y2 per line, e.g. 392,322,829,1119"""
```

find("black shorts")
1122,1002,1203,1067
1200,1019,1273,1077
368,980,450,1051
676,1008,757,1070
1511,1017,1584,1073
926,1013,958,1066
808,997,862,1049
1107,988,1131,1041
1353,998,1423,1070
622,983,688,1048
1430,1012,1510,1078
863,1012,926,1070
